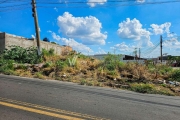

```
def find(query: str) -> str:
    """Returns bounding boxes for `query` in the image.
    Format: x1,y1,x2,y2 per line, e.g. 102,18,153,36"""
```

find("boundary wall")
0,32,66,55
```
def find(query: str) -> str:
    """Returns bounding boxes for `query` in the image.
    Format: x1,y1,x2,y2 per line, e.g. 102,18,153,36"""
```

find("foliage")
130,83,154,93
35,72,45,79
0,59,15,75
42,48,55,57
43,37,50,42
2,46,41,64
76,52,88,59
130,83,174,96
171,69,180,82
55,60,68,71
43,61,54,68
144,60,155,69
68,56,78,67
158,65,173,75
103,53,122,71
51,42,57,44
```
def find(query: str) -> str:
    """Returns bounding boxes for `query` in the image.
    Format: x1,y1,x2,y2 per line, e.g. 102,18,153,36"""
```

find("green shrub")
35,72,44,79
0,59,15,74
42,48,54,56
107,70,117,76
80,79,87,85
158,65,173,75
130,83,154,93
43,61,53,68
130,83,174,96
56,60,68,71
2,46,41,64
103,53,122,71
76,52,88,59
171,69,180,82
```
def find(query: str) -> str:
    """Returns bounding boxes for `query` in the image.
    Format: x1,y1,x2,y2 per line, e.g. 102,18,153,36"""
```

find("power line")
0,3,30,8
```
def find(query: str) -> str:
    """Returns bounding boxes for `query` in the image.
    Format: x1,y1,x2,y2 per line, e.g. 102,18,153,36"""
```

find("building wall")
92,54,145,64
0,33,65,55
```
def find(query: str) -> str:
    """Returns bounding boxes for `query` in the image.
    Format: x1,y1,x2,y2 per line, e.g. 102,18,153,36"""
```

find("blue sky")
0,0,180,57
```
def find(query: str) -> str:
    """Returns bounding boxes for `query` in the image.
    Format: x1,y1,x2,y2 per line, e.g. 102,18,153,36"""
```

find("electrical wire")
141,42,160,55
1,0,180,12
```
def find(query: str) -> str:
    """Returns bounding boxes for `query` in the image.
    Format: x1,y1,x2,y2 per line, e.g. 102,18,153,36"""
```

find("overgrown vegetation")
2,46,41,64
0,45,180,96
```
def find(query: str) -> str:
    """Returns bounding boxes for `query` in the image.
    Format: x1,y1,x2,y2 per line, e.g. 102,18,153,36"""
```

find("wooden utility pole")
32,0,41,56
139,48,141,59
160,35,163,63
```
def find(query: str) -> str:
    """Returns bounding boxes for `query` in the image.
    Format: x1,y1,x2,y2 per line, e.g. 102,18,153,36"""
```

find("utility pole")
139,48,141,59
134,48,137,60
160,35,163,63
31,0,41,56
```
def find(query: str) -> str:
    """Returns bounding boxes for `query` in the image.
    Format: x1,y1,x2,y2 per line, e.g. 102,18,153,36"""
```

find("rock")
158,80,164,84
33,63,44,72
13,63,18,68
163,80,166,84
33,67,40,72
115,84,121,88
24,63,32,67
27,67,33,71
175,81,180,86
171,87,180,93
62,74,67,78
34,63,44,68
121,85,130,89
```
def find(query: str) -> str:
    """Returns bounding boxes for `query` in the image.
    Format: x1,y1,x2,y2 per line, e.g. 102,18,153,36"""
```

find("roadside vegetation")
0,46,180,96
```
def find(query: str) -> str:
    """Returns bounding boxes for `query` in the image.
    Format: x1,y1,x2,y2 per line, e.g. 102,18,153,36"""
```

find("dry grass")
3,53,179,96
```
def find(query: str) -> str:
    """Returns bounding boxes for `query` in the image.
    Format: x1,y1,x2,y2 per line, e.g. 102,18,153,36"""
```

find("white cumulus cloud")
136,0,145,3
57,12,107,45
114,42,130,52
50,31,93,53
163,37,180,50
117,18,153,47
87,0,107,7
150,22,171,35
97,47,107,54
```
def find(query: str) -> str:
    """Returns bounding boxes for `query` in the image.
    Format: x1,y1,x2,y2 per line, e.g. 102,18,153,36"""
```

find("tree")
43,37,50,42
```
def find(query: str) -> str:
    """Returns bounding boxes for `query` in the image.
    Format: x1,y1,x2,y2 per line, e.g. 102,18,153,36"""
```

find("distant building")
0,32,73,55
91,54,146,64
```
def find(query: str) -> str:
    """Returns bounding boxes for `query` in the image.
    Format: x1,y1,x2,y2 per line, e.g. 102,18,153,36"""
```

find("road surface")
0,74,180,120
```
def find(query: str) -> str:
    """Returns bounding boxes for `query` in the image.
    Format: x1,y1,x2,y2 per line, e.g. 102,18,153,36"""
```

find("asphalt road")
0,74,180,120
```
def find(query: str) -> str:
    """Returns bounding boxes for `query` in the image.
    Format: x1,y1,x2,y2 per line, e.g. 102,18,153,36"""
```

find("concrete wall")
5,33,35,48
0,33,64,55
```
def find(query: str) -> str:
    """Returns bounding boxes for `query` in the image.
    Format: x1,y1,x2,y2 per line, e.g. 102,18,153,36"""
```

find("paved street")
0,74,180,120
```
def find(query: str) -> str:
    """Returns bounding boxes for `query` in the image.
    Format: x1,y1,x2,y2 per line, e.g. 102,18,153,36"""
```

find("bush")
43,61,54,68
130,83,174,96
130,83,154,93
103,53,122,71
42,48,54,56
158,65,173,75
171,69,180,82
0,59,15,74
2,46,41,64
55,60,68,71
